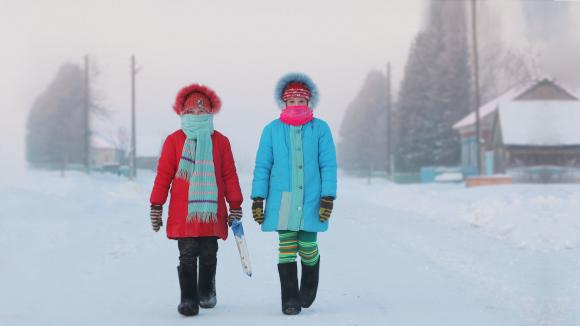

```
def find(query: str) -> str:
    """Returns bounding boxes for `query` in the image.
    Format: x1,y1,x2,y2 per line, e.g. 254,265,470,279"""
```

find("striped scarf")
176,114,218,223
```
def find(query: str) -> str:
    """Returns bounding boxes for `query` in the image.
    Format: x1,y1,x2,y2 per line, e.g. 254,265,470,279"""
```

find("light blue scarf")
176,114,218,223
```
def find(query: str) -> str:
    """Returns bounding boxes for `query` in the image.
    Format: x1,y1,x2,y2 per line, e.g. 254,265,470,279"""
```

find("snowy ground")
1,170,579,326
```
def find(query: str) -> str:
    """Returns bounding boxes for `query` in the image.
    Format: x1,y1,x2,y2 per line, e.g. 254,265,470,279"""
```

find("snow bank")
352,176,580,251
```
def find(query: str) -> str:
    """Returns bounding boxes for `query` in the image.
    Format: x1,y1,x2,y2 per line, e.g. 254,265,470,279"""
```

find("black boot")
299,258,320,308
177,264,199,316
278,262,301,315
198,237,218,308
198,261,217,308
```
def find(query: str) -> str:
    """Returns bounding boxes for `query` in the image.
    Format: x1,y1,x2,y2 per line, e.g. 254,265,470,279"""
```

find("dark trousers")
178,237,218,267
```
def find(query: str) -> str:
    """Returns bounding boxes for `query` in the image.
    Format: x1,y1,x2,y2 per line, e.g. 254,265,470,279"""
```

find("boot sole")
301,302,313,308
283,307,301,315
300,292,316,308
199,301,216,309
178,303,199,316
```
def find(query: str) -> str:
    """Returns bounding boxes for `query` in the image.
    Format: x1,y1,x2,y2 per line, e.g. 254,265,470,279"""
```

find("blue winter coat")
251,118,337,232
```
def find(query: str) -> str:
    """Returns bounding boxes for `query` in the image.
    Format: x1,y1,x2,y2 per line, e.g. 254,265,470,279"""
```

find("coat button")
298,186,303,190
297,206,302,211
298,165,303,169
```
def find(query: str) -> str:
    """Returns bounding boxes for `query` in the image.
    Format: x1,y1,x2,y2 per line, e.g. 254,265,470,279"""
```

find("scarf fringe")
186,212,218,224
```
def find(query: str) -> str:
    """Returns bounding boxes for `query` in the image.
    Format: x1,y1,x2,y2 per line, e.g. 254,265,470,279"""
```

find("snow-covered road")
1,171,579,325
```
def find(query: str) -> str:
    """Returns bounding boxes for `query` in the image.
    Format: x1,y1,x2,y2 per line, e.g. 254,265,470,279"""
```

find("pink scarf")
280,105,314,126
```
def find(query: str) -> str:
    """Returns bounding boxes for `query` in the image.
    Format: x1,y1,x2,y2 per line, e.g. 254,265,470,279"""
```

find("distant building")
91,134,125,168
453,79,580,182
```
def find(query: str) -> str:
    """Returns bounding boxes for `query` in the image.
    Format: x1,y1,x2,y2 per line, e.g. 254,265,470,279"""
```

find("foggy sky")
2,0,579,177
1,0,425,174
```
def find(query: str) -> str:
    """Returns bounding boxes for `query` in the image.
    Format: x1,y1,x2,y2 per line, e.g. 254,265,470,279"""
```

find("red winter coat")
150,130,243,240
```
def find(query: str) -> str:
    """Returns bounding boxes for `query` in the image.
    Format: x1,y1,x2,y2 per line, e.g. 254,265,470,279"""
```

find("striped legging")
278,230,319,266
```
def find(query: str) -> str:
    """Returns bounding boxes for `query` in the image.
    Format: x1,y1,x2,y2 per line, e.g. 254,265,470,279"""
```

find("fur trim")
275,72,319,109
173,84,222,115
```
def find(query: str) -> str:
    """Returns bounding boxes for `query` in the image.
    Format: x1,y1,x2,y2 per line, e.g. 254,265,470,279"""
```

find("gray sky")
0,0,425,174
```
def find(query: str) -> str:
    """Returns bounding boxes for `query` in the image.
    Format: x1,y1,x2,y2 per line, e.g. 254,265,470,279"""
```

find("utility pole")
130,55,138,180
83,54,91,173
471,0,482,175
386,62,394,180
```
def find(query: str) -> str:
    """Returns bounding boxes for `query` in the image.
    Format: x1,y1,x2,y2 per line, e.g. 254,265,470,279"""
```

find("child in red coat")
149,84,243,316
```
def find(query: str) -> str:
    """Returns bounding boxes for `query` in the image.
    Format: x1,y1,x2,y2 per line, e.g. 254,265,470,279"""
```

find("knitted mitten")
150,204,163,232
319,197,334,222
227,208,243,226
252,198,264,225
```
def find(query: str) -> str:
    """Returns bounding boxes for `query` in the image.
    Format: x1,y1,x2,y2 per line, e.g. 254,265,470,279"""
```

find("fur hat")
275,73,319,109
173,84,222,115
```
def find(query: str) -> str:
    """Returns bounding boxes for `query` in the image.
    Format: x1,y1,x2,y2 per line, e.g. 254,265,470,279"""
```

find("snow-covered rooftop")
91,134,118,149
453,82,534,130
498,101,580,146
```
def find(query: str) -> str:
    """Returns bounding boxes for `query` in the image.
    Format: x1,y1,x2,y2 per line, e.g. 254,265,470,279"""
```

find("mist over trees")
338,70,387,173
26,63,90,169
519,1,580,88
476,2,535,102
337,1,550,176
395,1,472,173
338,1,474,175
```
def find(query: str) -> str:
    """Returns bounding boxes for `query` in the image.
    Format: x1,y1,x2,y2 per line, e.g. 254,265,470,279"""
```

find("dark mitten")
227,208,242,226
319,197,334,222
150,204,163,232
252,198,264,225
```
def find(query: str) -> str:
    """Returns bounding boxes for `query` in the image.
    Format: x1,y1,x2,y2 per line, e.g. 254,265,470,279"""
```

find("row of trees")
396,1,472,172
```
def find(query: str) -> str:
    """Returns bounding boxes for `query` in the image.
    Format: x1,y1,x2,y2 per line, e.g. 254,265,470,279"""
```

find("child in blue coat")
251,73,337,315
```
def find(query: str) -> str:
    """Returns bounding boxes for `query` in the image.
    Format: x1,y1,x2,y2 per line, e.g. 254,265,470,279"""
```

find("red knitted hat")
282,82,311,102
173,84,222,115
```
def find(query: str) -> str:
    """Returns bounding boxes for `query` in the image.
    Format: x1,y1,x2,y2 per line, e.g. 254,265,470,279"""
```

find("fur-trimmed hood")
173,84,222,115
275,72,319,109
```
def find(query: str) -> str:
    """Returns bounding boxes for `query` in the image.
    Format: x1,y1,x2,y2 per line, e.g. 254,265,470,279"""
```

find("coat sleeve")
318,121,337,199
251,124,273,199
150,135,177,205
221,136,243,210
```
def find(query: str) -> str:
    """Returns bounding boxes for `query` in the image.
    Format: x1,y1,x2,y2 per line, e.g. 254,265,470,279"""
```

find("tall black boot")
198,261,217,308
177,264,199,316
299,257,320,308
198,237,218,309
278,262,301,315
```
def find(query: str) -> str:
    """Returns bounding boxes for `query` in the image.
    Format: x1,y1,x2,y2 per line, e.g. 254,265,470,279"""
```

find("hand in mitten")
228,208,242,226
319,197,334,222
150,204,163,232
252,198,264,225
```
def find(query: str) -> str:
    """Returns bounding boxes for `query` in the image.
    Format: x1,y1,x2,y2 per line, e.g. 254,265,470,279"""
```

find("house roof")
498,101,580,146
453,81,534,130
453,79,580,131
91,134,118,149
